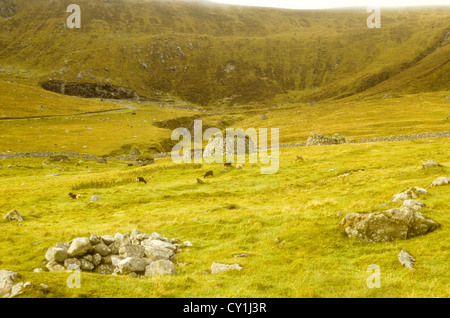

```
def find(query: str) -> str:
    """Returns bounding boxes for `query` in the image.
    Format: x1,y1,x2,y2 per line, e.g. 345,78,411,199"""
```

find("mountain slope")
0,0,449,105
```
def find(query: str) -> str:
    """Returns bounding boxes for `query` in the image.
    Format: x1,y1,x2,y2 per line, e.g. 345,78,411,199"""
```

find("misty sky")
211,0,450,9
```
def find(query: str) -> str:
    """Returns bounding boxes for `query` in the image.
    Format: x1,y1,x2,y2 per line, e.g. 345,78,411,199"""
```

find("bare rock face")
421,160,441,169
211,263,243,274
339,207,441,243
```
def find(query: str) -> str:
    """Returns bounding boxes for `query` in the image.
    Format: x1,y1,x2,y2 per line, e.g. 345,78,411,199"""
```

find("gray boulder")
144,246,175,261
119,244,145,258
402,200,426,211
93,243,111,256
339,207,441,242
45,246,68,263
95,264,115,275
211,263,243,274
392,187,427,202
145,260,177,276
101,235,115,245
67,237,92,257
429,176,450,187
142,239,177,252
46,261,66,272
422,160,441,169
0,270,17,296
398,250,416,270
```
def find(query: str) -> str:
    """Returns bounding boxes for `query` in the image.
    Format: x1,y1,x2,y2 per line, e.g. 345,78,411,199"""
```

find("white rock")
211,263,242,274
0,270,18,296
183,241,193,247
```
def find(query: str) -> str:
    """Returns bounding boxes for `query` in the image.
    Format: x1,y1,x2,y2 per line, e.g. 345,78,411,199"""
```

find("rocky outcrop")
43,230,183,278
339,206,441,243
429,176,450,187
40,80,143,100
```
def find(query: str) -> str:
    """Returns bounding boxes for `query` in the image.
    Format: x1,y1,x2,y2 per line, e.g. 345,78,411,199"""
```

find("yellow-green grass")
0,80,123,118
239,91,450,144
0,138,448,297
0,97,203,156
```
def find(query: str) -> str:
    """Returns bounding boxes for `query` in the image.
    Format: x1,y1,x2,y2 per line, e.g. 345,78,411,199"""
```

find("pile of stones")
44,230,189,278
339,186,442,243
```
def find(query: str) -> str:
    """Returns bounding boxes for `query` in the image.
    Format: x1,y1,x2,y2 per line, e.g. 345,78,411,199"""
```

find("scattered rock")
183,241,193,247
211,263,242,274
422,160,441,169
145,260,177,276
90,195,103,202
402,199,426,211
429,176,450,187
3,209,23,222
392,187,427,202
0,270,17,296
339,206,440,242
398,250,416,270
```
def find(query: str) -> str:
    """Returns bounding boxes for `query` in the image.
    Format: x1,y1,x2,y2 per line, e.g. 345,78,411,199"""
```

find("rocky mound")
339,206,440,243
44,230,188,278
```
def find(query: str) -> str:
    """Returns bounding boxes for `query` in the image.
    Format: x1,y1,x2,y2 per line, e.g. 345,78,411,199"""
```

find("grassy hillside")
0,138,449,297
0,0,448,105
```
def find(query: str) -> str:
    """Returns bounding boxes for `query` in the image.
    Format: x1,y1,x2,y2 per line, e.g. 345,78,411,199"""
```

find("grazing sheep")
204,170,213,178
296,155,304,161
236,164,243,170
196,177,205,184
224,163,232,168
68,193,77,199
76,194,83,200
137,177,147,184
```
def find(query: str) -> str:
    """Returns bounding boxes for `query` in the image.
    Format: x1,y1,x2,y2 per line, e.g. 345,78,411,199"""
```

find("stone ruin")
203,132,257,157
44,230,190,278
306,132,352,146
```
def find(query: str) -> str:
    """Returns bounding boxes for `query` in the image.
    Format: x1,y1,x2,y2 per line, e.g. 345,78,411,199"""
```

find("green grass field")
0,0,449,299
1,127,449,297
